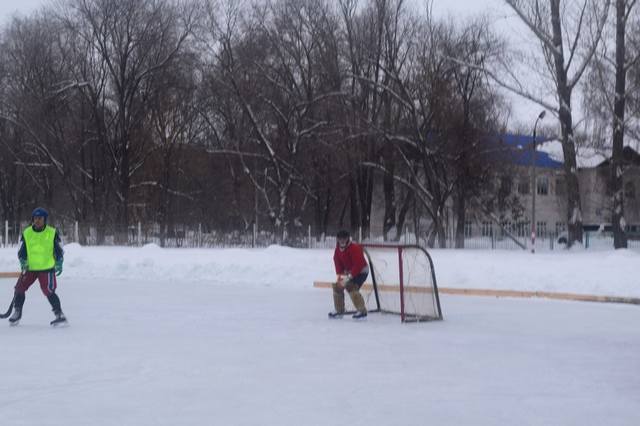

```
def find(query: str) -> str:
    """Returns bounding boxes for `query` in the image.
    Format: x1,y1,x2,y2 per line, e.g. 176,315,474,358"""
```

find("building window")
625,181,635,199
481,221,492,237
518,179,530,195
464,221,473,237
536,221,547,238
516,221,530,237
537,176,549,195
555,178,565,196
555,222,566,235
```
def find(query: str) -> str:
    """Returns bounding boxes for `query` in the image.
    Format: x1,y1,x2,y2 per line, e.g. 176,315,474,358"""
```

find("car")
557,231,568,244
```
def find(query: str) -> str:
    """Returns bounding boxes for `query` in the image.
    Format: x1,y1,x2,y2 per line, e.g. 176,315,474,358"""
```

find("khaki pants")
332,281,366,314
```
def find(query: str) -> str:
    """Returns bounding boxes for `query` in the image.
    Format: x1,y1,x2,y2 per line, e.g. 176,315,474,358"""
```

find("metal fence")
2,220,638,250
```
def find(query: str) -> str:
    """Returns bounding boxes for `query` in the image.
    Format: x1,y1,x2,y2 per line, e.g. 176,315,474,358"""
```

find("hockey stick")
0,270,24,319
0,296,14,319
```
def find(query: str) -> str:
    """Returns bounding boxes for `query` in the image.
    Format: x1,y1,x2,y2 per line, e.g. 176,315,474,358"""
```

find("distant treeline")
0,0,529,246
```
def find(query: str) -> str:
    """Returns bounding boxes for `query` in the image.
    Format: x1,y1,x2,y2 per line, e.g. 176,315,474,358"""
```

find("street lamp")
531,110,546,253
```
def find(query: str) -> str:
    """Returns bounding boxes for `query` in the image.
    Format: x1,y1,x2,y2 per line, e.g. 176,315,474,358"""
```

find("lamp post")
531,110,546,253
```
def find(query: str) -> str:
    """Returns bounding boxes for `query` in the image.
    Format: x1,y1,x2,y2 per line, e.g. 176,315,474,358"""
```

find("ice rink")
1,266,638,425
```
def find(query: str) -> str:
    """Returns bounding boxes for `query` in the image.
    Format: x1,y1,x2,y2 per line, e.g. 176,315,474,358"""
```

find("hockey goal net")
357,244,443,322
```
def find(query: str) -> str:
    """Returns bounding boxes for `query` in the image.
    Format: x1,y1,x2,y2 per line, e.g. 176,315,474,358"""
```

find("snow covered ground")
1,245,639,425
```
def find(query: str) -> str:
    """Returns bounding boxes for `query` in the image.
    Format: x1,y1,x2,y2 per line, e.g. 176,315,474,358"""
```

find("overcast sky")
0,0,514,25
432,0,507,18
0,0,46,25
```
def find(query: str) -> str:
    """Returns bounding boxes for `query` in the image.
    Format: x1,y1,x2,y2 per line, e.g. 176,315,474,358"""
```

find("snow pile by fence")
2,244,639,299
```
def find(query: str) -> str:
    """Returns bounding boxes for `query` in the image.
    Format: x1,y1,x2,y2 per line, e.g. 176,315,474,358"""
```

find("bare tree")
0,12,93,225
144,51,203,246
66,0,197,242
202,0,343,242
444,17,504,248
0,33,28,227
338,0,405,239
490,0,612,246
0,0,521,246
583,0,640,248
629,14,640,143
357,11,459,247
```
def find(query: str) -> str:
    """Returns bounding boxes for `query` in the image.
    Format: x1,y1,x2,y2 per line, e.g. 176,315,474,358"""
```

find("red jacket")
333,241,368,277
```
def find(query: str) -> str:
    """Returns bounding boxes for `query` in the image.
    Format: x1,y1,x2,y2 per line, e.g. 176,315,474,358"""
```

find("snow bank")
1,245,639,298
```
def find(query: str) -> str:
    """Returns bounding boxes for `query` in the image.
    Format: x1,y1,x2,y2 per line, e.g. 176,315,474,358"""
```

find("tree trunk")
357,163,373,239
158,158,171,248
348,170,360,235
611,0,628,249
382,153,396,241
394,189,414,242
116,142,130,244
426,222,436,248
436,216,447,249
454,191,466,248
550,0,583,246
313,182,332,242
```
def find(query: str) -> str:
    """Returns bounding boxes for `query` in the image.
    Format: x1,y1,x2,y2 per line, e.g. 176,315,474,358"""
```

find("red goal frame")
361,243,443,322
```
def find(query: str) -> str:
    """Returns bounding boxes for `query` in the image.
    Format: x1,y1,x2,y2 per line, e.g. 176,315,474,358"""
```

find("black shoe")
8,308,22,326
50,312,68,327
352,311,367,320
328,311,344,319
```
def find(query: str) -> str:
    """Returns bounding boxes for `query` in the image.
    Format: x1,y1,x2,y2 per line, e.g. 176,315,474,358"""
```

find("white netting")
359,245,442,321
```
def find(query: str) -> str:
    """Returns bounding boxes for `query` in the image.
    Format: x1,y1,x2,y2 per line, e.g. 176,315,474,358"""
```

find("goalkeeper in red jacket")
329,230,369,319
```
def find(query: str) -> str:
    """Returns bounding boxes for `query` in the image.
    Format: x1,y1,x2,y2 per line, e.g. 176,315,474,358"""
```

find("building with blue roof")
483,134,640,243
496,133,563,169
368,132,640,247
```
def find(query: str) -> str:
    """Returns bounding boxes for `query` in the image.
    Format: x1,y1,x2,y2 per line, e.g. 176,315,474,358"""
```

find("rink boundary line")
3,272,637,305
0,272,20,279
313,281,640,305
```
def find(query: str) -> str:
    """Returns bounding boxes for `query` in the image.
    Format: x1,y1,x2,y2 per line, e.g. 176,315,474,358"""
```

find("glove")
55,259,63,276
19,259,28,272
336,273,351,289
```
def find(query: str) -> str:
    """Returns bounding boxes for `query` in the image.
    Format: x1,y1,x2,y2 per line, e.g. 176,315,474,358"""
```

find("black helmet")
32,207,49,219
336,229,350,239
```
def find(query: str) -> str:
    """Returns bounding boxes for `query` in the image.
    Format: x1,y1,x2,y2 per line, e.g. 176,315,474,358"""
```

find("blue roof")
496,133,563,169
